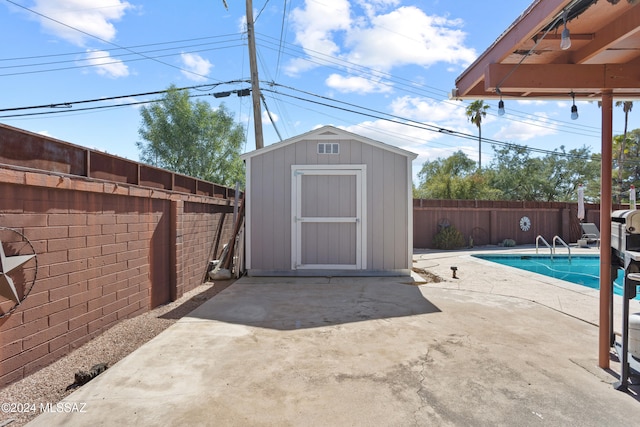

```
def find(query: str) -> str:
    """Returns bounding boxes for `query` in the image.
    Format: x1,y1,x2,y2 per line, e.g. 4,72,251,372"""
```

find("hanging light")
560,11,571,50
570,92,579,120
496,88,505,116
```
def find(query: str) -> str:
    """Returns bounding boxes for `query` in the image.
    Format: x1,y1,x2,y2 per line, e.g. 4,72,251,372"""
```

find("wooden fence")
413,199,624,249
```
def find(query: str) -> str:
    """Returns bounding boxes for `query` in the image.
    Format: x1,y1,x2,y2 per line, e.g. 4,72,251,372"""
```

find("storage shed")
241,126,417,277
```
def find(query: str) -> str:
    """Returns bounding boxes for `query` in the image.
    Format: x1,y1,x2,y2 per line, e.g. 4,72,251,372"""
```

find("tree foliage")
414,150,501,200
465,100,490,170
415,144,601,203
489,144,598,202
137,85,245,186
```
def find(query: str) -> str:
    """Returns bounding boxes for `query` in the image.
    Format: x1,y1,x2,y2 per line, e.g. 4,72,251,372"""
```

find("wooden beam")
455,0,568,96
573,3,640,64
486,63,640,92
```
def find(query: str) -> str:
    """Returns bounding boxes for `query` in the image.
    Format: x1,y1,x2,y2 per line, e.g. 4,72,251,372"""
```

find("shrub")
433,225,466,250
502,238,516,247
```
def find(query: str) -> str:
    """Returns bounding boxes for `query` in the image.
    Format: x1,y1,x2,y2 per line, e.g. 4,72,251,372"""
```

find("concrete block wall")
0,166,237,387
178,201,235,299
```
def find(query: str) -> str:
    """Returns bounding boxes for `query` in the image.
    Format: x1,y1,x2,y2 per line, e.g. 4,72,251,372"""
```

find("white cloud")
180,53,213,82
338,119,476,185
83,49,129,78
325,74,391,94
390,96,468,127
263,110,279,124
517,99,548,106
493,112,558,142
33,0,132,46
287,1,476,84
345,7,476,71
290,0,352,57
354,0,401,18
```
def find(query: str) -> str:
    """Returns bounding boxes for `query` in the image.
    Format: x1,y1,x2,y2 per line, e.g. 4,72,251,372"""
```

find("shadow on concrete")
183,277,441,330
607,352,640,401
158,281,235,320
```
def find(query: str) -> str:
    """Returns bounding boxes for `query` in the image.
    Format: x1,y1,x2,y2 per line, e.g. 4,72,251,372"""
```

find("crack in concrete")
413,351,430,426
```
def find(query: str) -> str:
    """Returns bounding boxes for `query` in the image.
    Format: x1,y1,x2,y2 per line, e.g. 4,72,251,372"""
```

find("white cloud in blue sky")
83,49,129,78
32,0,132,46
0,0,622,166
180,53,213,82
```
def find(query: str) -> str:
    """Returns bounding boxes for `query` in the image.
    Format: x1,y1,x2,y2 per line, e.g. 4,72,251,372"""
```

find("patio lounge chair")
580,223,600,247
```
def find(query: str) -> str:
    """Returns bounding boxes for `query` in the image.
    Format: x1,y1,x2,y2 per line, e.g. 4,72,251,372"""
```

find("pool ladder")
536,235,571,261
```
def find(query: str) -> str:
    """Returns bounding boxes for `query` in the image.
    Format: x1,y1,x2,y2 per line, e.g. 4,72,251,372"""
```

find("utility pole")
245,0,264,149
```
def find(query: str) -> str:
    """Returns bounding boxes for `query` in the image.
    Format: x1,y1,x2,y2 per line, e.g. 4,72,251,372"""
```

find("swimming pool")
473,254,630,297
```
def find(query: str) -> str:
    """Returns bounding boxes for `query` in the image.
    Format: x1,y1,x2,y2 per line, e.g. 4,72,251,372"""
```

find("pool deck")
413,244,640,328
25,244,640,426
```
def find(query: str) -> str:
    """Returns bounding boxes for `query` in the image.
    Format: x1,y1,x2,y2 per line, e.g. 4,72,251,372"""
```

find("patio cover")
453,0,640,368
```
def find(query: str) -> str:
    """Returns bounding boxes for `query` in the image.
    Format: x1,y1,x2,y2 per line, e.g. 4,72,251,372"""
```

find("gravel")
0,280,233,427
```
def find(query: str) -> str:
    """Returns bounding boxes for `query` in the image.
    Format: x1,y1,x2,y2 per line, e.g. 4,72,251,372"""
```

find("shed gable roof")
240,126,418,160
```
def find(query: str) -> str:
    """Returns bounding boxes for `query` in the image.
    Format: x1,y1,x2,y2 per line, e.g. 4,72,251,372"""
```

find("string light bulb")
496,88,505,116
560,11,571,50
498,99,505,116
570,92,579,120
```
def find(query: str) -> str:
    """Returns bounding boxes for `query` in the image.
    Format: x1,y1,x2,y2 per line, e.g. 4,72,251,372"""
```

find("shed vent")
318,143,339,154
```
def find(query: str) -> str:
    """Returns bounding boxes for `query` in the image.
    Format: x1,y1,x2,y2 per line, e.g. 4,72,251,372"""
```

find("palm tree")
617,101,633,200
466,100,490,170
597,100,634,203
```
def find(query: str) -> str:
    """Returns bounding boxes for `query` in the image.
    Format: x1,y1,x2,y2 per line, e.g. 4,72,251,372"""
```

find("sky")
1,0,638,185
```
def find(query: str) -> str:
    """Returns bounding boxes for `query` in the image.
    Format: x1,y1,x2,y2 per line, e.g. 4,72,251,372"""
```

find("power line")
0,33,244,63
0,81,246,113
254,33,608,138
261,84,593,161
0,13,610,140
0,81,602,162
4,0,217,81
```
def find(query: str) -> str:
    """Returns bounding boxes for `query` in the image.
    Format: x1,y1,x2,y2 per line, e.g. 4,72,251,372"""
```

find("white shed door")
291,165,366,270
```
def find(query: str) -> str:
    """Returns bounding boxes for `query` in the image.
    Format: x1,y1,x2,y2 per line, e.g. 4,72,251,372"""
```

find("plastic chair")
580,223,600,247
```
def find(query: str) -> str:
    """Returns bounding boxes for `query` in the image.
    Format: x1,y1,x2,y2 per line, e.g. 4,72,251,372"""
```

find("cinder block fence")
0,124,238,387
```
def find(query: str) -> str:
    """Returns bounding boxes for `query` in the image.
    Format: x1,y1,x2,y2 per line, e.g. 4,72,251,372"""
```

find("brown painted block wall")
0,168,238,387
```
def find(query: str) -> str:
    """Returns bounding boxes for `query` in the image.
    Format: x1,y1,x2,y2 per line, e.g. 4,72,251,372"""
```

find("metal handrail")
552,235,571,261
536,235,552,257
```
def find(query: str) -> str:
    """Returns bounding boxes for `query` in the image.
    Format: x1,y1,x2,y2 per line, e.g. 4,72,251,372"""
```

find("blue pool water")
473,254,629,297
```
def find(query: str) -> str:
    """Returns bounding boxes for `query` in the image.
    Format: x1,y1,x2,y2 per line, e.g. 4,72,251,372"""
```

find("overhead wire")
0,80,606,163
0,10,609,139
254,33,607,138
0,41,245,77
0,2,620,159
255,45,294,139
260,85,594,161
4,0,218,81
0,34,244,65
274,0,291,81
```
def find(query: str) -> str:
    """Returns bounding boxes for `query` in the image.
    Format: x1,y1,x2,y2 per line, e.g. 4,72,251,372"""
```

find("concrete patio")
27,246,640,426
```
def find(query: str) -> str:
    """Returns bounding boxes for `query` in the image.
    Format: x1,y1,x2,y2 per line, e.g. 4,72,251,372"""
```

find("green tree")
137,85,245,186
489,145,543,200
538,146,599,201
595,100,634,203
465,100,490,171
490,144,598,202
623,129,640,185
613,128,640,202
415,150,500,200
616,101,633,201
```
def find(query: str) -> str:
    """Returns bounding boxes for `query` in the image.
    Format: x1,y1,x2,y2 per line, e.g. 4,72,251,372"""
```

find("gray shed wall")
246,137,411,274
